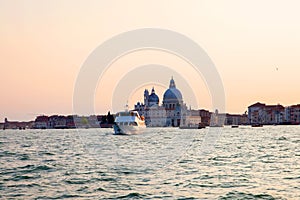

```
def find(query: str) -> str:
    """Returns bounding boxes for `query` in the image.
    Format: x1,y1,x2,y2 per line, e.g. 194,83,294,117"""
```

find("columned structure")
134,77,187,127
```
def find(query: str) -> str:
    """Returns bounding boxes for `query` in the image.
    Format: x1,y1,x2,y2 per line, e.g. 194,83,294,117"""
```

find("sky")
0,0,300,121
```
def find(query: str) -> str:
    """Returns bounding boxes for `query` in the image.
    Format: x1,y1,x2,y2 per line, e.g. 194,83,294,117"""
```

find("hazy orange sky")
1,0,300,120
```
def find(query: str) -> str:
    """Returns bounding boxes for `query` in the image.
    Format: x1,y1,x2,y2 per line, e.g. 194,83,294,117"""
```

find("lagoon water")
0,126,299,199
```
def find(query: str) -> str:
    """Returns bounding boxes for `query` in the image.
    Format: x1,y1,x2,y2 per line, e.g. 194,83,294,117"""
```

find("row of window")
117,122,138,126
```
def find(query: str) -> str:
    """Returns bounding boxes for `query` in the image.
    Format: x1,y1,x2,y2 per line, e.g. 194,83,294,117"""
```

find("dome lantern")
169,76,176,88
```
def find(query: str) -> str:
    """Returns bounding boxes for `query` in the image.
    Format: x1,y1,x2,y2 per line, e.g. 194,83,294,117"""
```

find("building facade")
288,104,300,124
225,113,249,125
248,102,299,125
134,77,188,127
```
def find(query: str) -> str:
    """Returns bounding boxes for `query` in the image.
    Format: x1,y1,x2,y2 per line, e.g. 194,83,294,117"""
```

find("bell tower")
144,89,149,106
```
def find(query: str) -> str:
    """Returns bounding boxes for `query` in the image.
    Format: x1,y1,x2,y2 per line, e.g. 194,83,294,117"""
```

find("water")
0,126,299,199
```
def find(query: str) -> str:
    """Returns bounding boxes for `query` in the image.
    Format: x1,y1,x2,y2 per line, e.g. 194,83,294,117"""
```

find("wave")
219,191,282,200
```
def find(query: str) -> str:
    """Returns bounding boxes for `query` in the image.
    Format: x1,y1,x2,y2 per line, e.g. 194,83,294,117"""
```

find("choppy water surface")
0,126,299,199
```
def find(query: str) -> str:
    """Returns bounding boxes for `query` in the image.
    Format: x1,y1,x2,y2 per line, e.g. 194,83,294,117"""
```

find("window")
129,122,137,126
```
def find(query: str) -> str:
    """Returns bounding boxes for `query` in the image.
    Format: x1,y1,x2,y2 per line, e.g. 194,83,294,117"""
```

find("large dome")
163,88,182,101
163,77,183,103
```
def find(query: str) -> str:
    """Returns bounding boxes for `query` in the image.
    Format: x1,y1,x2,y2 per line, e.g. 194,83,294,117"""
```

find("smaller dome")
149,93,159,102
148,87,159,104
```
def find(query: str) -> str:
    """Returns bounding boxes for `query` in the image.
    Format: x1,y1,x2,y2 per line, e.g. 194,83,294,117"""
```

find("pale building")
248,102,285,125
248,102,266,124
290,104,300,124
134,77,187,127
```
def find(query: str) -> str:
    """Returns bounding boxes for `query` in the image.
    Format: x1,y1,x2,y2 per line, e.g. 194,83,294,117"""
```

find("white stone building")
134,77,188,127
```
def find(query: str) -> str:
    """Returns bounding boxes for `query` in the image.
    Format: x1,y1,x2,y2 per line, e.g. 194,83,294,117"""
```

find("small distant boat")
251,124,263,127
180,123,206,129
231,125,239,128
113,111,146,135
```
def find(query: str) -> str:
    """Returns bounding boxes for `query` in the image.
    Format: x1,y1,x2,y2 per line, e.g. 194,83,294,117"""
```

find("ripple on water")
278,136,288,141
219,191,280,200
192,174,215,180
283,176,300,180
94,187,107,192
1,164,54,180
21,144,32,148
39,151,56,156
17,164,53,173
0,150,16,157
11,174,41,181
64,178,91,185
36,194,85,199
6,183,40,188
115,192,145,199
18,154,30,161
0,127,299,199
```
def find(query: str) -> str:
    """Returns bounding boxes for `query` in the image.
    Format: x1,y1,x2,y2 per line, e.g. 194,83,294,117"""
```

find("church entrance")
177,119,181,127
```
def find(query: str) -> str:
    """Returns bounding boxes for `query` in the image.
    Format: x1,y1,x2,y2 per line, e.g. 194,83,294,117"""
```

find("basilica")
134,77,188,127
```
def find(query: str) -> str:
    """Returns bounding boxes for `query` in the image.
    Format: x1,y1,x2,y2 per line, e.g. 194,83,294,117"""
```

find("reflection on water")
0,126,299,199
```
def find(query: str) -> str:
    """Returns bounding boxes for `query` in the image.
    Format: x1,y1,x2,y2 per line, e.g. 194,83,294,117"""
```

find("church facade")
134,77,188,127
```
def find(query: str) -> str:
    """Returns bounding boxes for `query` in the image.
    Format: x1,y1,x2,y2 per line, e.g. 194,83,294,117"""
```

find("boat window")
117,112,140,117
129,112,138,117
129,122,137,126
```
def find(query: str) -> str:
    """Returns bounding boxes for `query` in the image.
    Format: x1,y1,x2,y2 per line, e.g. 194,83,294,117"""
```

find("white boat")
113,111,146,135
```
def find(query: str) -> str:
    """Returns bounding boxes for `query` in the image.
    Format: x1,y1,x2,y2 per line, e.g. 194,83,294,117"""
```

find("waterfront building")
182,114,202,127
2,118,33,129
34,114,112,129
248,102,266,124
87,115,101,128
289,104,300,124
134,77,188,127
264,104,285,124
48,115,58,128
210,109,226,127
55,116,67,128
98,112,115,128
199,109,211,126
284,106,291,123
66,115,76,128
225,113,249,125
48,115,69,129
34,115,49,129
248,102,286,125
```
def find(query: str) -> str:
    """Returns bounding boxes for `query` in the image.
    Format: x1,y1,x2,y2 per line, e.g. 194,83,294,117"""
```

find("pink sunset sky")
1,0,300,121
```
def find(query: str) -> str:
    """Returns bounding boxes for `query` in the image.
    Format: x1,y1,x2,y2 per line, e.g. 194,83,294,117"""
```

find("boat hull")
113,124,145,135
179,125,206,129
